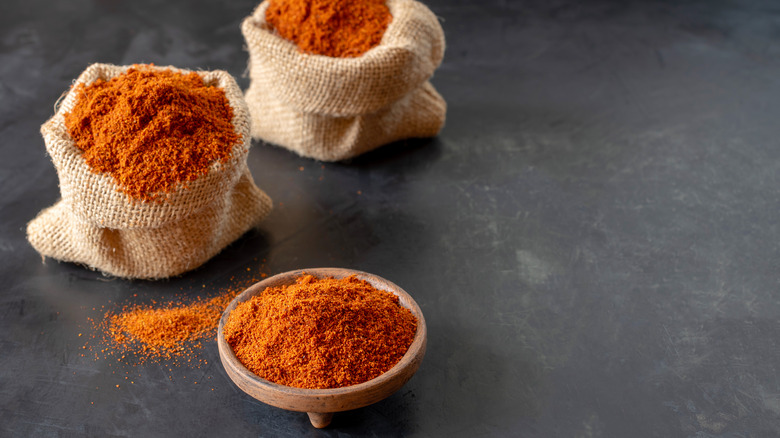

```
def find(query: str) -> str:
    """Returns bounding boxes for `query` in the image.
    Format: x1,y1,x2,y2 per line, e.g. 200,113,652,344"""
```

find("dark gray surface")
2,0,780,436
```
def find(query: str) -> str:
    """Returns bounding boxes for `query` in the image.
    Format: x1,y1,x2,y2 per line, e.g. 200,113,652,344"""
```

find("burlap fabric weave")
26,63,273,279
242,0,446,161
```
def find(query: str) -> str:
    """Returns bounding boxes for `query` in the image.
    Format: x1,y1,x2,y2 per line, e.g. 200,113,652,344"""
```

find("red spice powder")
63,66,239,202
223,274,417,389
84,261,271,367
265,0,392,58
106,293,235,361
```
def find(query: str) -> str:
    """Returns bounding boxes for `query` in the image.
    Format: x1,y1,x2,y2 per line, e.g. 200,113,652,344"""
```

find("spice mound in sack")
64,67,238,202
26,63,272,279
242,0,447,161
266,0,392,58
223,274,417,389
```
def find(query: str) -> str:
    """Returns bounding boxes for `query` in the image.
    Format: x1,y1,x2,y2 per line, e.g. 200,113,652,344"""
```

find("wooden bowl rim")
217,267,427,402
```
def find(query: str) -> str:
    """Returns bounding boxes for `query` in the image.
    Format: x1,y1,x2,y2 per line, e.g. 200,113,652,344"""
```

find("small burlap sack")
26,63,273,279
242,0,446,161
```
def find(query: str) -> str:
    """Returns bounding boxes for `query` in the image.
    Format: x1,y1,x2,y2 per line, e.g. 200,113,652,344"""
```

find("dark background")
2,0,780,436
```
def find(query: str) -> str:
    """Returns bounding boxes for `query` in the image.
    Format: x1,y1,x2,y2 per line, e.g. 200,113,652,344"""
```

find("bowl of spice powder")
217,268,427,428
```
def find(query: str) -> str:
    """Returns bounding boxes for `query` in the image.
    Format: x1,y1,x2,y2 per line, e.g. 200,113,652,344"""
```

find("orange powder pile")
106,293,235,361
63,66,239,201
266,0,392,58
223,274,417,389
81,262,271,386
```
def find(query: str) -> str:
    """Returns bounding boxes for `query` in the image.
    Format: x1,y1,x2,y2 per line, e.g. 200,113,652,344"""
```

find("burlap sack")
26,63,273,279
242,0,446,161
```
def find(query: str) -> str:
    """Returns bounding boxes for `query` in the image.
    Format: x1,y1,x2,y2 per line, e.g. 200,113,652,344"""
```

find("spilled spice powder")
266,0,392,58
64,66,239,201
106,293,234,361
84,260,271,367
223,274,417,389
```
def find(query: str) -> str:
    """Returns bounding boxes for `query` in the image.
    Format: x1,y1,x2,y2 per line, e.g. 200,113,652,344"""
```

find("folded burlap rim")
242,0,445,117
41,63,252,229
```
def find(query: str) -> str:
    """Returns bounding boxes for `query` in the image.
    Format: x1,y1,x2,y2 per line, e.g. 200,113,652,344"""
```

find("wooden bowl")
217,268,427,428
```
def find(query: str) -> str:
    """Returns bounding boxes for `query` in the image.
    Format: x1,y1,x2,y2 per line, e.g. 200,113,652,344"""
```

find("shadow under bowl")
217,267,427,428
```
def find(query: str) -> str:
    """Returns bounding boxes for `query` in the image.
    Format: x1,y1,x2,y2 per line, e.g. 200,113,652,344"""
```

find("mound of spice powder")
265,0,392,58
223,274,417,389
85,262,271,367
63,66,239,201
106,292,236,362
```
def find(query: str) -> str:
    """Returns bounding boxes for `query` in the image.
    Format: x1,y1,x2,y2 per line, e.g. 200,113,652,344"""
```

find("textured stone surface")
1,0,779,436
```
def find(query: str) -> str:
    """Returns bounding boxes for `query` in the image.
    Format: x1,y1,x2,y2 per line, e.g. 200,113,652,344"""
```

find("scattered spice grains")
64,66,239,201
106,293,234,361
85,292,234,368
266,0,392,58
83,259,270,369
223,274,417,389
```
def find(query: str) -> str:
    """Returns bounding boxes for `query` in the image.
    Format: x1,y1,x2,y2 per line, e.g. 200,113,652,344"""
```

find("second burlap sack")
242,0,446,161
26,63,273,279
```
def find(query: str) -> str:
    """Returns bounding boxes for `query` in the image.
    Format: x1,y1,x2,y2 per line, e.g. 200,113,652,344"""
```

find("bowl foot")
307,412,334,428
